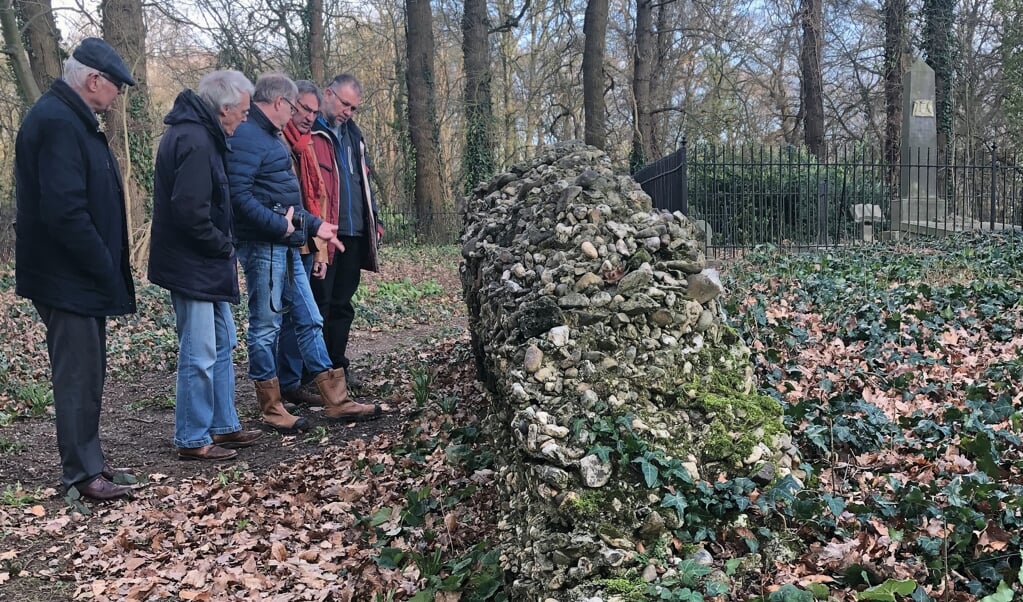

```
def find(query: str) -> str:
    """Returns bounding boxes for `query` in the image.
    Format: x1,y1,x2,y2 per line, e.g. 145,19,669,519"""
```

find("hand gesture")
315,221,345,252
283,206,296,236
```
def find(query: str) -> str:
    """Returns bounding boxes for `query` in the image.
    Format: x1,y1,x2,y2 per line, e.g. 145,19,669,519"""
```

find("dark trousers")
311,235,364,370
34,302,106,491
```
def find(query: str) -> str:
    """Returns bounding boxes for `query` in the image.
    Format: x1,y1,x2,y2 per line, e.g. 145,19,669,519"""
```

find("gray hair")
253,72,298,104
63,56,99,89
294,80,323,106
327,73,363,97
197,70,254,112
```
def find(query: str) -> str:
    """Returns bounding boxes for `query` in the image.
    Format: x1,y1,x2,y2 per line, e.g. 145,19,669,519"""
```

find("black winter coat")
148,89,240,303
227,104,323,243
15,79,136,317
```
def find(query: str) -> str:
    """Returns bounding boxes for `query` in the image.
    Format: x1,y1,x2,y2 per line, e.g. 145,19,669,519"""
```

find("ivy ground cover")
723,232,1023,601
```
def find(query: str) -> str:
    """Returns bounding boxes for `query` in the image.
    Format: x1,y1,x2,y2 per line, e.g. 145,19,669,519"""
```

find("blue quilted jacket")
226,104,323,243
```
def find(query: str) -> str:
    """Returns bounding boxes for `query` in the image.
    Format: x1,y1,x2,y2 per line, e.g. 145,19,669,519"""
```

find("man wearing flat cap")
15,37,138,501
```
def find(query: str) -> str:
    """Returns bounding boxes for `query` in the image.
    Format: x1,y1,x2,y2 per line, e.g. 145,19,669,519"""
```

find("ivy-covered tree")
997,0,1023,146
922,0,957,168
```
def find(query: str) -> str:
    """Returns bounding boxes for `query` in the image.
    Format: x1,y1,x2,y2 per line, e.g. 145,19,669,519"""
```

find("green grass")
0,435,25,455
1,483,41,508
128,392,175,411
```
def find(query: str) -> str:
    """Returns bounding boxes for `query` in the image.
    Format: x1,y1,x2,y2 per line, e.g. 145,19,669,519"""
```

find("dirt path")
0,320,464,494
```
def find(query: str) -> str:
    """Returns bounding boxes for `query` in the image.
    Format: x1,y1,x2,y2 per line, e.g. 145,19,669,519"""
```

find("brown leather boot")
255,377,310,433
282,387,324,408
314,369,382,421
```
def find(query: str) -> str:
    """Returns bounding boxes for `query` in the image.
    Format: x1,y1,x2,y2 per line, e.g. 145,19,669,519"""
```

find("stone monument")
892,58,946,228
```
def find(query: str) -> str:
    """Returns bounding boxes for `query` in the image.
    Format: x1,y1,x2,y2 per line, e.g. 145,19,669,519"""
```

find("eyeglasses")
327,87,358,112
96,72,125,94
281,97,299,116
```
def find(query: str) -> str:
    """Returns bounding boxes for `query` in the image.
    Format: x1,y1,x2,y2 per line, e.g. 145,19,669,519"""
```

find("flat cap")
72,37,136,87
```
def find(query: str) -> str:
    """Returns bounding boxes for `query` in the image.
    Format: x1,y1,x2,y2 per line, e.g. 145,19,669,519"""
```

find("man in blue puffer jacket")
228,73,381,433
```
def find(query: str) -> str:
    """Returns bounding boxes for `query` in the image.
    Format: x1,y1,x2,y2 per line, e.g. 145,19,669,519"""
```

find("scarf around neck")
283,120,324,218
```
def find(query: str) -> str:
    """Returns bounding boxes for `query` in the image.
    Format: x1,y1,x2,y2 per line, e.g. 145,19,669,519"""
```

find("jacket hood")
164,89,227,150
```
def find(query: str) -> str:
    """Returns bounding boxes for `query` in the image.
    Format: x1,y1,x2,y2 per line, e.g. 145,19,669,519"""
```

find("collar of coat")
50,79,102,133
247,103,279,136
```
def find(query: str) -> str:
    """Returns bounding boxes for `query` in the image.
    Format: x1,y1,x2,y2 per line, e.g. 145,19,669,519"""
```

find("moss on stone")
599,576,647,601
694,391,784,462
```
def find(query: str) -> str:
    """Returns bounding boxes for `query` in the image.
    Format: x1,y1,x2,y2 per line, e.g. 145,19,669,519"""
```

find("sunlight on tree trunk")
15,0,61,93
0,0,40,105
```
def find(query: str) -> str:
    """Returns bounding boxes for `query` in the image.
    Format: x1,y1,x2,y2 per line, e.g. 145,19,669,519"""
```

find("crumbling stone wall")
460,143,792,601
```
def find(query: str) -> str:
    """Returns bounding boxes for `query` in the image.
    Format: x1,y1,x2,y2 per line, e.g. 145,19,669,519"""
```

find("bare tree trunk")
799,0,824,157
0,0,40,104
308,0,324,83
461,0,495,193
405,0,447,242
15,0,61,92
102,0,153,256
883,0,908,189
582,0,608,149
630,0,653,171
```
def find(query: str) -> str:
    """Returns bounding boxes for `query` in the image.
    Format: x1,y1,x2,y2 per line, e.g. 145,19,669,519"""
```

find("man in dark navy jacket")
15,38,137,501
148,70,264,462
228,73,381,433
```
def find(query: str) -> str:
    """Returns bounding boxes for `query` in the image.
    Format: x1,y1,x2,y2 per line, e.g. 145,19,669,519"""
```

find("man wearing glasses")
14,38,138,501
228,73,381,433
310,74,385,394
277,80,330,409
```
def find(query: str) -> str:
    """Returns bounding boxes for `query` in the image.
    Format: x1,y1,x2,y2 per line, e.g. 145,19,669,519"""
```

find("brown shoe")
101,463,135,482
212,429,265,449
255,377,310,434
315,368,382,422
77,476,133,501
282,387,324,408
177,444,238,461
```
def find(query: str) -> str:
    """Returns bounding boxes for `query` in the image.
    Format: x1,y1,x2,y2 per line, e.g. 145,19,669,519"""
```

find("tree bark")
923,0,955,183
883,0,908,189
630,0,653,171
0,0,40,104
15,0,61,92
799,0,824,157
405,0,447,242
308,0,324,84
582,0,608,149
101,0,153,254
461,0,495,193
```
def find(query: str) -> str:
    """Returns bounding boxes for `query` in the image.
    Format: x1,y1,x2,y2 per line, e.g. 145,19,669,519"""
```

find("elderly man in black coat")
15,38,137,501
148,70,265,461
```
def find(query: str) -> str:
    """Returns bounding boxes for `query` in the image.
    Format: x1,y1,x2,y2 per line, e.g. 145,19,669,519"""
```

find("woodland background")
0,0,1016,253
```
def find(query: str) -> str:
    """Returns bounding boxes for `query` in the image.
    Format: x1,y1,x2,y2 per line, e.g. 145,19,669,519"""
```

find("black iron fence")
635,139,1023,257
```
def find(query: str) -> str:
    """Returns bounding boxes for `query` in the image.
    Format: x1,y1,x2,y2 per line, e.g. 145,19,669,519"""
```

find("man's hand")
376,222,385,244
312,261,327,279
283,206,296,236
315,222,345,252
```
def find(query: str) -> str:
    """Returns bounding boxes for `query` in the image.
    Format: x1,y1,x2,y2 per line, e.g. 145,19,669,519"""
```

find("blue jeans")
277,253,314,392
236,242,331,382
171,294,241,448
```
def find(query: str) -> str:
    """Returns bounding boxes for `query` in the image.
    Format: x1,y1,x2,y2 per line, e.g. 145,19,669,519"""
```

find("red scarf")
283,121,324,218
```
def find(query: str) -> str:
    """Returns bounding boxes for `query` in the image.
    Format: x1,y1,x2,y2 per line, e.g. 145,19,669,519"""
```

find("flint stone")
518,297,564,339
616,269,652,295
548,326,571,347
559,292,590,308
686,269,723,304
579,454,613,487
524,345,543,373
575,272,603,291
581,241,599,259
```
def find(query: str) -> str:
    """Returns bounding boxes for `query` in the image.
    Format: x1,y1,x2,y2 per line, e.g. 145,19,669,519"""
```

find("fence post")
991,143,997,230
680,137,688,216
817,180,828,246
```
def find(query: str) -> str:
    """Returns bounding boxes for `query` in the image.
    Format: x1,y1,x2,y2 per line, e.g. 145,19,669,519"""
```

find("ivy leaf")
856,578,917,601
978,581,1014,602
633,456,660,488
660,492,688,522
